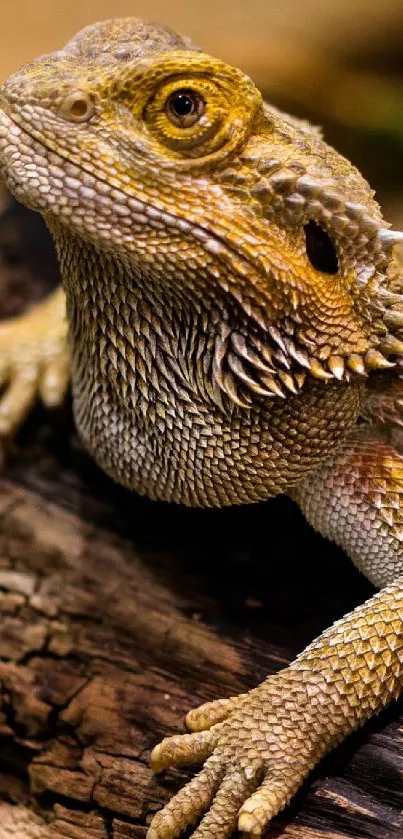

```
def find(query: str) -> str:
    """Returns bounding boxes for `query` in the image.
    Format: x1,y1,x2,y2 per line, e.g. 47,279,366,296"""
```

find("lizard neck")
52,224,228,412
51,225,362,507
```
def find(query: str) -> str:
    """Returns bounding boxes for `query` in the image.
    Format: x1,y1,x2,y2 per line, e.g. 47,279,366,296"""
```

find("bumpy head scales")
0,17,402,408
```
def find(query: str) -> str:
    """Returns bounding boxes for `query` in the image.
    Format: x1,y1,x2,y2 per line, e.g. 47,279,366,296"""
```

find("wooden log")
0,196,402,839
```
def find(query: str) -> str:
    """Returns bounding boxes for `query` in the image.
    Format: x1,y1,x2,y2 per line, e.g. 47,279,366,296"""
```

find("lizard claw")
148,675,319,838
0,288,68,436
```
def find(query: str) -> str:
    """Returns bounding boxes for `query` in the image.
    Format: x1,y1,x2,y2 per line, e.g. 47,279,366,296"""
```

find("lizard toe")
150,669,329,839
0,288,68,436
186,693,246,732
189,769,260,838
151,728,218,773
147,756,224,839
237,773,301,835
39,353,70,408
0,369,39,435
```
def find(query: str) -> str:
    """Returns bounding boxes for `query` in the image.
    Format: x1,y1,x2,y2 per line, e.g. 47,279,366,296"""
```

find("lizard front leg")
0,286,68,435
148,433,403,838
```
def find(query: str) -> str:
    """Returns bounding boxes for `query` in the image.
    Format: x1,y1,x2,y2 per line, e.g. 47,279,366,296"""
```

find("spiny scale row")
213,322,403,405
249,156,403,266
378,288,403,336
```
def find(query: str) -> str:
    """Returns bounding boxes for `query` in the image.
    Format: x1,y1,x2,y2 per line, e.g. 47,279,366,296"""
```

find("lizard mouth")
1,103,403,403
0,102,269,293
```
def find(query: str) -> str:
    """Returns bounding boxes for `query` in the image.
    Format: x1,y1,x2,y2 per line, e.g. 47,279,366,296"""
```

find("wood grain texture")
0,196,402,838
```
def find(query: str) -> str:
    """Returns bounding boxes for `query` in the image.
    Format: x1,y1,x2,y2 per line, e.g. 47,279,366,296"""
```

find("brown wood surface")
0,195,402,838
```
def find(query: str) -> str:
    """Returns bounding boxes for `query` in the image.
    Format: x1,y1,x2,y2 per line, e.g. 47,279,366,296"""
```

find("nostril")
59,90,95,123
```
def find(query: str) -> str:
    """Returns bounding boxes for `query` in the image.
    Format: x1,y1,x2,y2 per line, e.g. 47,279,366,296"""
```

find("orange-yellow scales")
0,17,403,838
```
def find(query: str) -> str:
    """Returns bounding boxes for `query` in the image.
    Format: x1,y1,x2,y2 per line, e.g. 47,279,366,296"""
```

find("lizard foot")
148,672,325,838
0,288,68,436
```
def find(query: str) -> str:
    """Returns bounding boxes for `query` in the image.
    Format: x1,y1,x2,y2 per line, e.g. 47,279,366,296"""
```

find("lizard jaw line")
0,105,276,301
0,107,400,387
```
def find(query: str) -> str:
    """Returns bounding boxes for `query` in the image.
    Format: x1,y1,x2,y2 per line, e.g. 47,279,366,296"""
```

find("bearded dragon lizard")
0,17,403,838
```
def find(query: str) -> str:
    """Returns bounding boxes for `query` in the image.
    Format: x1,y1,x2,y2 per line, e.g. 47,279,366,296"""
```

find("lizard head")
0,17,402,406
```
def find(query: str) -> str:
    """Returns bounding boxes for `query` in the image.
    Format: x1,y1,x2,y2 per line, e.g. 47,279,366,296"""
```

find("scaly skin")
0,17,403,837
0,287,67,434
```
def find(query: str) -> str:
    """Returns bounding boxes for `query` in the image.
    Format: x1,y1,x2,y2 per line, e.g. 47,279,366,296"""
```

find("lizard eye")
143,64,261,158
304,220,339,275
165,89,205,128
59,91,95,123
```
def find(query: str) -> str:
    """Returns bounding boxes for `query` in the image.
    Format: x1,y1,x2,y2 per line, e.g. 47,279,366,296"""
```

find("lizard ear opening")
304,220,339,275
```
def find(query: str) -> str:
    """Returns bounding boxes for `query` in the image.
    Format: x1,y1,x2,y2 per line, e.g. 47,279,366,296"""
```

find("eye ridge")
304,220,339,275
165,89,205,128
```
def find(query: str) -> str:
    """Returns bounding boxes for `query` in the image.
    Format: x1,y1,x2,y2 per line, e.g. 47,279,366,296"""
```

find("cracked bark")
0,191,402,839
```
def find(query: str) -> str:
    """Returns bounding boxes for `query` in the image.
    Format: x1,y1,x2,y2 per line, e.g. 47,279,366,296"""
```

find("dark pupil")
171,93,195,117
304,220,339,275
